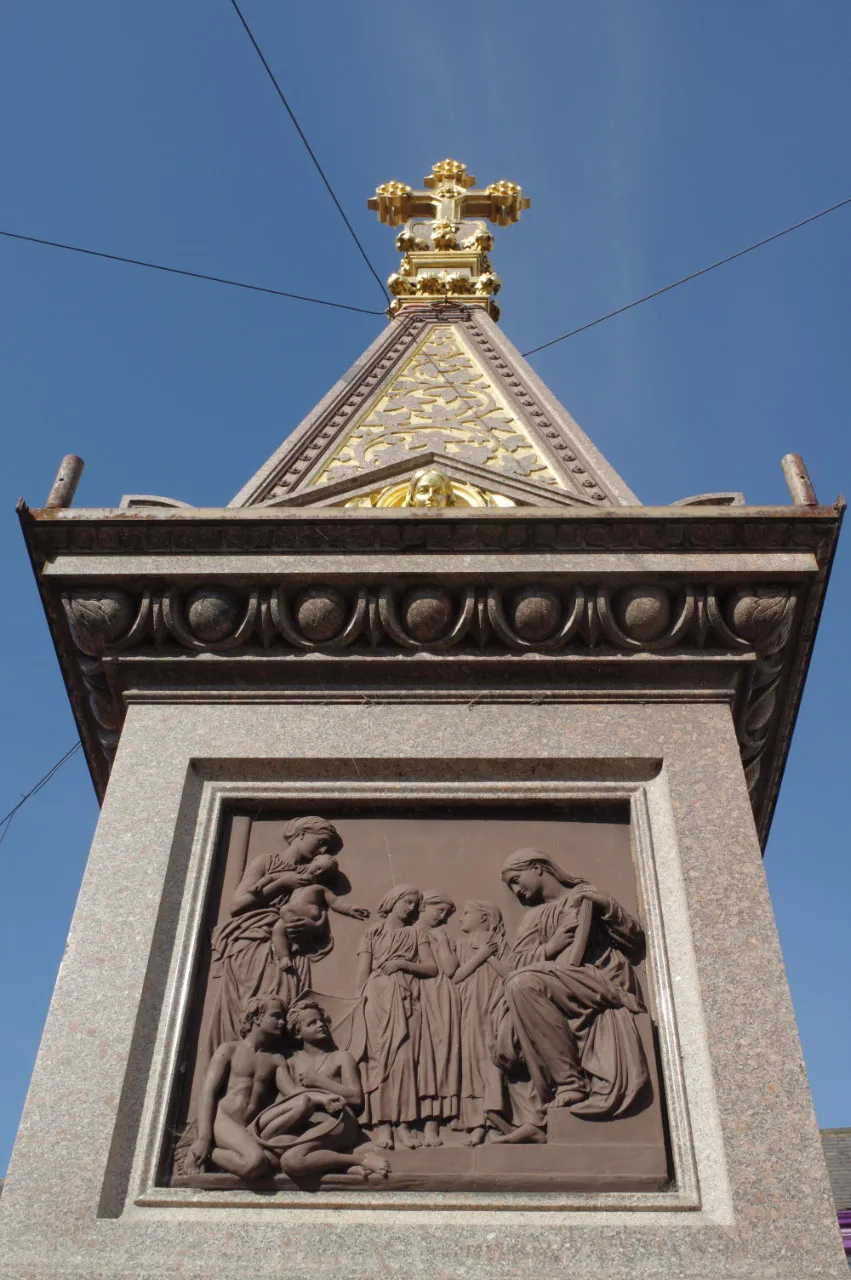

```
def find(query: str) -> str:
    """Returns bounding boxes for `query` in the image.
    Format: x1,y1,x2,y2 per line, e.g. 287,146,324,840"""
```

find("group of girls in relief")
354,886,518,1149
354,851,651,1150
194,817,651,1173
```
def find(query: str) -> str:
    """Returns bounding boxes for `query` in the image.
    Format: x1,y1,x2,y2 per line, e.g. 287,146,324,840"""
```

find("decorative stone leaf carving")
62,589,134,657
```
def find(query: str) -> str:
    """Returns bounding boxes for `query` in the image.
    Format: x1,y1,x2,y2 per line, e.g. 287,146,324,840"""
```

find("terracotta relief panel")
165,805,670,1193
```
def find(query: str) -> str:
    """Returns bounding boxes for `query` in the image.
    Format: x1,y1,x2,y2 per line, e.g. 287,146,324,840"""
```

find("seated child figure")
279,999,390,1183
185,995,340,1181
185,994,389,1185
271,854,370,972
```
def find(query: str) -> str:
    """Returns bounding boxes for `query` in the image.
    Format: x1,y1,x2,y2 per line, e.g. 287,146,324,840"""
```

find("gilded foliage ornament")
312,326,561,490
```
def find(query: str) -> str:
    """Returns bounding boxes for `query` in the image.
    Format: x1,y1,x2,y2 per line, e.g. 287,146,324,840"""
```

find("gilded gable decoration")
311,325,563,490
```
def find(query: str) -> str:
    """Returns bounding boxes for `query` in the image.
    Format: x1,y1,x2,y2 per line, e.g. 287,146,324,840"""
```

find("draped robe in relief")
454,936,507,1129
205,850,333,1054
250,1091,361,1165
500,888,649,1117
353,921,422,1126
416,928,460,1121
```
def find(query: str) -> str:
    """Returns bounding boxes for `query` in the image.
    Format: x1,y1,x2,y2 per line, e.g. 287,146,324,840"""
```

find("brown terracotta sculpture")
451,900,510,1146
252,1000,390,1183
352,885,438,1150
497,849,648,1118
177,817,661,1187
186,994,390,1185
416,891,461,1145
185,996,320,1180
205,817,345,1051
270,854,370,974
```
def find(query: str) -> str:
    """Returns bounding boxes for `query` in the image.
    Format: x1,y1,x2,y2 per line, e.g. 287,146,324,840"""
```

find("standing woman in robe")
451,900,509,1146
205,817,342,1052
354,885,437,1151
416,891,461,1146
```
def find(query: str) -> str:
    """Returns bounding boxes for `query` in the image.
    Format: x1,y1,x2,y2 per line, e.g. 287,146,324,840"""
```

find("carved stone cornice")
21,503,839,561
19,495,842,849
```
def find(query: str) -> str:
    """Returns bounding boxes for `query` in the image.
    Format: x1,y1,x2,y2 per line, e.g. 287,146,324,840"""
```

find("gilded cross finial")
368,158,530,319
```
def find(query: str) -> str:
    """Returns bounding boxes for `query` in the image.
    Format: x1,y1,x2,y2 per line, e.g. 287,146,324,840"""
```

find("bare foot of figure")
359,1149,391,1179
553,1085,586,1108
462,1126,486,1147
373,1124,394,1150
422,1120,442,1147
395,1123,421,1149
489,1122,547,1145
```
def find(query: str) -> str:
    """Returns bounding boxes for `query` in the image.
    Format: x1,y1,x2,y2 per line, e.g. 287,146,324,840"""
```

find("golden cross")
369,158,530,231
368,158,530,317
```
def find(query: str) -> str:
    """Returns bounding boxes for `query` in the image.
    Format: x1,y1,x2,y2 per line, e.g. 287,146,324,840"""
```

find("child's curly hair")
286,998,330,1040
239,994,285,1037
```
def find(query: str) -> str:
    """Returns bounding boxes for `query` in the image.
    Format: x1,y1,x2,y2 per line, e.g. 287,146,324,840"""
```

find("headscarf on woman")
501,848,587,891
497,848,648,1117
376,884,422,917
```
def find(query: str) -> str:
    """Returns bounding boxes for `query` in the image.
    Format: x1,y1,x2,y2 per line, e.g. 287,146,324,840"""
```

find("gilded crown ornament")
368,158,530,319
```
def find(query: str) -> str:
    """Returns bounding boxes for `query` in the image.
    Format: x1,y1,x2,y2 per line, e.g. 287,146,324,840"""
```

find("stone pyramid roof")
230,306,639,509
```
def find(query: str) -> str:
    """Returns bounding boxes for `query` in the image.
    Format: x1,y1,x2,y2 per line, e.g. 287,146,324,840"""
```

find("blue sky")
1,2,849,1174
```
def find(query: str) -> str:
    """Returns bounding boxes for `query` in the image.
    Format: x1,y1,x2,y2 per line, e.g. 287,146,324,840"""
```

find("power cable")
521,194,851,357
228,0,389,306
0,741,82,849
0,229,385,316
7,193,849,337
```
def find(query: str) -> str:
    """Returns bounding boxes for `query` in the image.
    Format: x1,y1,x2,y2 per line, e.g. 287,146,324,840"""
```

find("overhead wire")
2,200,849,840
0,229,385,316
5,195,850,341
0,741,82,849
520,194,851,357
227,0,390,306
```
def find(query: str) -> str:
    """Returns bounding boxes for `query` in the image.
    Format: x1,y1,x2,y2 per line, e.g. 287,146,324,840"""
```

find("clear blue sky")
1,2,849,1175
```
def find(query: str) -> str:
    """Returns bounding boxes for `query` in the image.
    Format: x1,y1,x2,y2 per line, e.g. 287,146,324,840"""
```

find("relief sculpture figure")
270,853,370,973
451,900,509,1146
415,891,461,1145
185,996,334,1181
497,849,649,1119
178,818,664,1190
352,885,437,1150
451,900,546,1145
251,1000,390,1183
205,817,345,1052
186,994,389,1185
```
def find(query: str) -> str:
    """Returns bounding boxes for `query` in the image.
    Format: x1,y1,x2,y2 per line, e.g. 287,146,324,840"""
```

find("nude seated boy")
269,854,370,972
185,994,389,1184
185,995,336,1181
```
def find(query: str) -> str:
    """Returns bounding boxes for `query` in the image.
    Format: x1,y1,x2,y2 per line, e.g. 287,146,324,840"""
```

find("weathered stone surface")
0,701,845,1277
9,295,843,1280
186,588,240,643
726,586,793,644
617,585,671,642
402,586,452,642
293,586,348,642
63,588,134,656
510,586,562,641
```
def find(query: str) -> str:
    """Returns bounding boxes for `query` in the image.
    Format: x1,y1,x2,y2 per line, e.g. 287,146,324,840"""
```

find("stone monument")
2,158,846,1277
